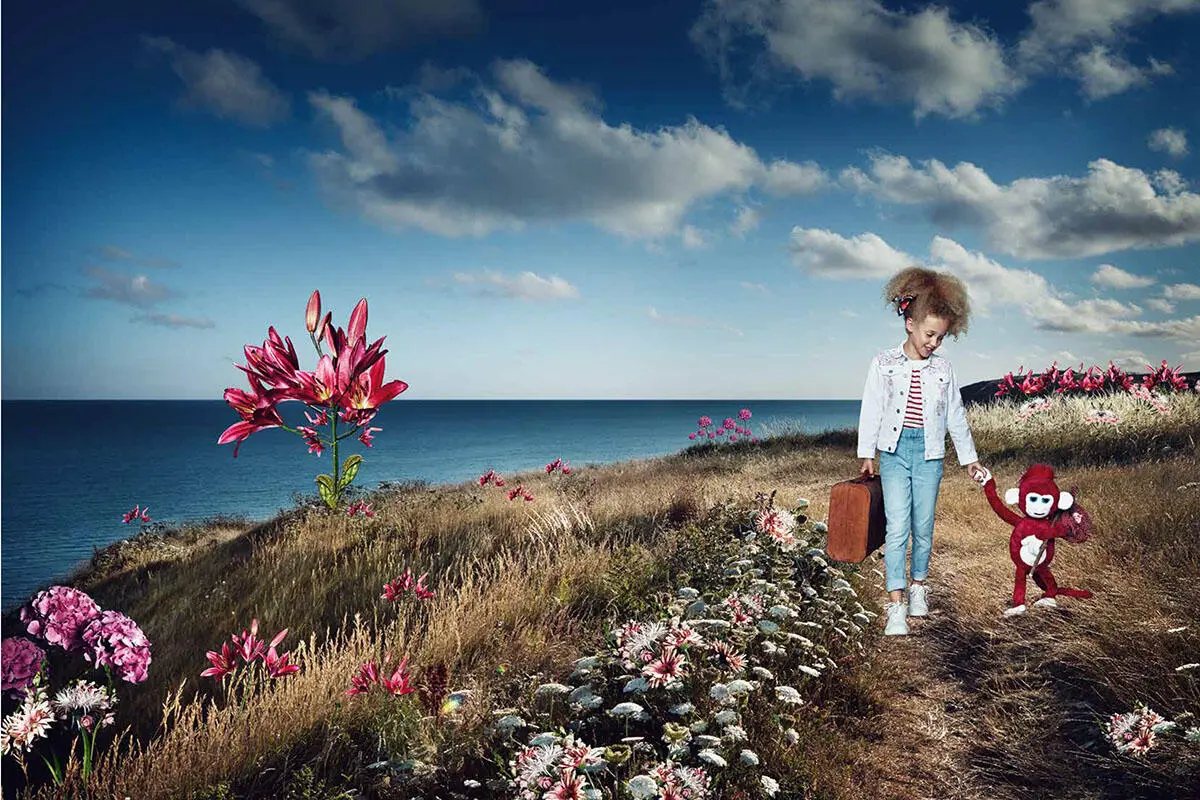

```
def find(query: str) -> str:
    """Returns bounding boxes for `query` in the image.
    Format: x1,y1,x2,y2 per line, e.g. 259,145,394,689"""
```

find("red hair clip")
894,294,916,316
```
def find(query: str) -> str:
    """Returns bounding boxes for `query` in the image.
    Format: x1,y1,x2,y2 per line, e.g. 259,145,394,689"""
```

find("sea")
0,399,859,612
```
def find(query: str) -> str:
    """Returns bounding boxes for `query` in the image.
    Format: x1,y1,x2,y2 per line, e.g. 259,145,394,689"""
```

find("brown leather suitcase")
826,475,886,562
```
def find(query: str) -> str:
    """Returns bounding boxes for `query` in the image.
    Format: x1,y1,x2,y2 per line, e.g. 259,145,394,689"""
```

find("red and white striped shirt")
903,369,924,428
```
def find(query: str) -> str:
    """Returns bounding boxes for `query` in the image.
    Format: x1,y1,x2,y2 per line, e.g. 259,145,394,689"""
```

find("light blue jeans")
879,427,944,593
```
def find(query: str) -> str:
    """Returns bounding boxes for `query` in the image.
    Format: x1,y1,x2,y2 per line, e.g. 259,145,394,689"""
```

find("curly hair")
883,266,971,337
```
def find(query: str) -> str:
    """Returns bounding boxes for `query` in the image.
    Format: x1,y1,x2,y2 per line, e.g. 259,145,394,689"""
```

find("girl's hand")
965,461,987,483
860,458,875,478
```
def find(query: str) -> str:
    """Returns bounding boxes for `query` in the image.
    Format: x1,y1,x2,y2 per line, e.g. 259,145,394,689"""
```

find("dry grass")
847,426,1200,799
969,391,1200,466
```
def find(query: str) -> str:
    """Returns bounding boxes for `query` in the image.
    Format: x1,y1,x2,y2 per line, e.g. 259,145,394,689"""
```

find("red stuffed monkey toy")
975,464,1093,616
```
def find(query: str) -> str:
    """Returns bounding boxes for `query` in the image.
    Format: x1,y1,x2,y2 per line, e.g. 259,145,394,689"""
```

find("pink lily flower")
414,573,436,600
347,660,380,695
381,656,415,696
201,641,239,679
358,426,381,447
122,505,140,523
231,619,267,664
264,642,300,679
139,507,151,523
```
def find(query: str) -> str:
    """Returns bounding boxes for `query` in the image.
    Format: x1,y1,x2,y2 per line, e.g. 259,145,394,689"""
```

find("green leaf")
315,474,337,509
338,454,364,490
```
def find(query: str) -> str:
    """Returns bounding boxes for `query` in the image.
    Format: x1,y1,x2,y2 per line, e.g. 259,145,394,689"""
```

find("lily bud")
305,290,322,333
347,298,368,347
316,311,332,343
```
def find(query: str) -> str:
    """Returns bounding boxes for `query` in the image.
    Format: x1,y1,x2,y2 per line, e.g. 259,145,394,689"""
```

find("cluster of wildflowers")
507,485,536,502
688,409,757,444
3,586,150,784
381,568,436,602
510,734,606,799
346,499,376,517
1128,383,1173,415
219,290,408,510
479,469,507,488
996,360,1194,400
347,653,416,697
490,492,867,798
201,618,300,690
1016,398,1053,421
1085,409,1122,426
1106,704,1178,756
121,504,151,524
81,611,153,684
545,457,574,476
2,638,47,697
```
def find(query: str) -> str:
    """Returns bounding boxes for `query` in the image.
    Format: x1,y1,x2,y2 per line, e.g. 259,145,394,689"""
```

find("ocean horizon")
0,398,860,611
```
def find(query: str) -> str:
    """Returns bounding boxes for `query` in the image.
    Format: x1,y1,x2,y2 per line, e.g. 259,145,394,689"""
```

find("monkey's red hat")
1018,464,1058,501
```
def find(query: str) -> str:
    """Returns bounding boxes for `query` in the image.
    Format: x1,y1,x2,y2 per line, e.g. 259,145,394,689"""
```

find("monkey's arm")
983,478,1024,527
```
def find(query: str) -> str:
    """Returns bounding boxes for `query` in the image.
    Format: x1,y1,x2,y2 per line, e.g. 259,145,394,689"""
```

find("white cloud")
732,205,761,237
447,270,580,301
788,228,914,279
681,225,714,250
1164,283,1200,300
740,281,768,292
648,306,744,337
1181,349,1200,368
1146,298,1177,313
841,152,1200,259
142,37,290,127
83,265,173,307
691,0,1019,118
134,313,216,329
307,59,827,239
1072,45,1172,99
1107,349,1154,371
1019,0,1200,63
236,0,483,61
793,229,1199,343
1091,263,1155,289
761,160,828,195
1149,127,1190,158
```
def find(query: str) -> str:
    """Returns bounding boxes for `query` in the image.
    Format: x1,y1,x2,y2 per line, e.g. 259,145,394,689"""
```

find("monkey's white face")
1023,493,1056,519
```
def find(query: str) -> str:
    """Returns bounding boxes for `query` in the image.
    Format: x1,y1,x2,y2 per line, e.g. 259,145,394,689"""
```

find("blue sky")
3,0,1199,400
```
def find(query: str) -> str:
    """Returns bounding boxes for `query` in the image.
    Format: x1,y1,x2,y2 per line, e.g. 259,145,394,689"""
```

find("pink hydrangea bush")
81,611,152,684
488,494,862,799
19,586,101,652
1,638,46,696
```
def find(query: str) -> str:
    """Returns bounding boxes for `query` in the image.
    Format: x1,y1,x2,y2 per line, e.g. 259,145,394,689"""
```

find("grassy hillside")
3,394,1199,799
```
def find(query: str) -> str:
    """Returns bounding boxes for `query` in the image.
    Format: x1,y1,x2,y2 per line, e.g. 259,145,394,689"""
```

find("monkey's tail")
1057,587,1093,599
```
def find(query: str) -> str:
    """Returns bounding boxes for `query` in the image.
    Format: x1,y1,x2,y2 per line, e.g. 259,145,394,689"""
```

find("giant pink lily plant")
219,292,408,509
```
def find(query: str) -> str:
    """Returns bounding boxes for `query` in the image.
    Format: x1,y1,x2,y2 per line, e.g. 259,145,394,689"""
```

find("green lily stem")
332,413,340,507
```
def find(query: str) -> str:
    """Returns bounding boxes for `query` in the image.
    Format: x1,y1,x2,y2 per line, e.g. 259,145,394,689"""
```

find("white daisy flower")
724,725,747,741
608,702,644,717
695,734,722,747
799,664,822,678
752,666,775,680
494,715,525,730
761,775,781,796
726,679,754,695
678,587,700,600
739,749,760,766
669,702,695,716
713,709,739,726
710,683,730,702
624,677,650,693
775,685,803,704
626,775,658,799
535,683,571,695
784,728,800,745
758,620,780,634
698,749,727,768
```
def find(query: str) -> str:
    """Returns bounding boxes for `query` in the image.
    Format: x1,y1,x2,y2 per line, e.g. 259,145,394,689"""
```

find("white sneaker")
884,602,909,636
907,584,929,617
1033,596,1058,609
1003,604,1027,617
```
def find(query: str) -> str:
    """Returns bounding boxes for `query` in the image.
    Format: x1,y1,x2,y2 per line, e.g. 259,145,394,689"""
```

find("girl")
857,267,984,636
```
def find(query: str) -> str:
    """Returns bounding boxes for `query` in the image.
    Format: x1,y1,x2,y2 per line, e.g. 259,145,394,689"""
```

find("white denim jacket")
856,345,978,464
